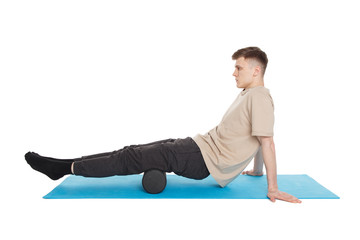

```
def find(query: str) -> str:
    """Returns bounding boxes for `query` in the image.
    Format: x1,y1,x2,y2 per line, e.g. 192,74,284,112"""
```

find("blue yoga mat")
43,174,339,199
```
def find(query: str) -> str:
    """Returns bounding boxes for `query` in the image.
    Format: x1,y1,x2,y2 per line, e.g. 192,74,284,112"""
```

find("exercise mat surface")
43,174,339,199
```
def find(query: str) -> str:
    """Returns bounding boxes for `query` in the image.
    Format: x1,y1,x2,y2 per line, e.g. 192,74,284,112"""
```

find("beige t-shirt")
192,86,275,187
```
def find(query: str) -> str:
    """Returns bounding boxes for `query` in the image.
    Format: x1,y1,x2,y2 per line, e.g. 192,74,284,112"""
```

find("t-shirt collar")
240,86,264,96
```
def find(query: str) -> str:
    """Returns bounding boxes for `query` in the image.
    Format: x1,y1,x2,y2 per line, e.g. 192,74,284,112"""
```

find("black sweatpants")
73,137,210,180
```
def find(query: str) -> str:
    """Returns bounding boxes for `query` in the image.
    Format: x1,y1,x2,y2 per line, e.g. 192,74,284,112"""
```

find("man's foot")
24,152,73,180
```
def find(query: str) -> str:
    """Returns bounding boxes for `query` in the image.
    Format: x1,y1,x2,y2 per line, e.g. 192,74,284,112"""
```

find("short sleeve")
251,93,275,136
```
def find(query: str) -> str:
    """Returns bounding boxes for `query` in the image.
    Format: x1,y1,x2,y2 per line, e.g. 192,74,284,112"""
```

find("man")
25,46,301,203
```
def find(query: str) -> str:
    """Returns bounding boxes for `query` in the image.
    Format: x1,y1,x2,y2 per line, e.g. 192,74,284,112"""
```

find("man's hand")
267,189,302,203
241,169,263,176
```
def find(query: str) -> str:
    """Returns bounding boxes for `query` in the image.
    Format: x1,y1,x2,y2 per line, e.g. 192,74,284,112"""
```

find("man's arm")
242,146,264,176
256,136,302,203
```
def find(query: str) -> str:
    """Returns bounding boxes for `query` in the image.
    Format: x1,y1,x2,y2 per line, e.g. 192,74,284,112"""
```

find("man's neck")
244,80,264,90
244,84,264,91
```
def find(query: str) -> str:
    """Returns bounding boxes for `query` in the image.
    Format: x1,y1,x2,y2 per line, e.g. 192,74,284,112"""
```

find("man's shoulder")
249,86,272,97
248,87,274,108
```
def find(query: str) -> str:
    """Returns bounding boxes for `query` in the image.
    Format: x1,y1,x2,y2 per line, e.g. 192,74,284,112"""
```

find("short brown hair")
232,47,268,75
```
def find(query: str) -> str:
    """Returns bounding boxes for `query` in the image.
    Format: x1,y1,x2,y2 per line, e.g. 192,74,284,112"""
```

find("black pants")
73,137,210,180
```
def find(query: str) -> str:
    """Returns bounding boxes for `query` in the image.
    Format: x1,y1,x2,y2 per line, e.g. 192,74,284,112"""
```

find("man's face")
232,57,256,89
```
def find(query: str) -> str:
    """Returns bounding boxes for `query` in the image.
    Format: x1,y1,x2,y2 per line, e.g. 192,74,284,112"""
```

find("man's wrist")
252,170,263,175
268,186,278,192
253,169,262,174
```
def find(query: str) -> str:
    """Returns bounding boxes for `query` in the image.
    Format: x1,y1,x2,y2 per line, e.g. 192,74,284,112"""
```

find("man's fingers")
288,196,301,203
286,193,302,203
267,190,302,203
277,192,302,203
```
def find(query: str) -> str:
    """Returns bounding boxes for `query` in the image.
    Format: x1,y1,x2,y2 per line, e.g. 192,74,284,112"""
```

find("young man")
25,46,301,203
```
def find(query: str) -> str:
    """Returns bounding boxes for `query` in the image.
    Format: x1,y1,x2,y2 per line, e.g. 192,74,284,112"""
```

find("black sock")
25,151,74,180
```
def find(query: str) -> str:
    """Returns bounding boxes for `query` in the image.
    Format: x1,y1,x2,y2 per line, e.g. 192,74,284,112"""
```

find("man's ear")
253,65,261,77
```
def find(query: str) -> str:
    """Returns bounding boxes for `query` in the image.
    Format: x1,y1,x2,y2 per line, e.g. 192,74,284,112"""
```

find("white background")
1,0,359,239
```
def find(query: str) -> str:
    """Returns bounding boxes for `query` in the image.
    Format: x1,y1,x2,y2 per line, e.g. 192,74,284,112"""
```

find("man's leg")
25,137,209,181
25,138,176,180
79,138,176,161
164,137,210,180
73,138,177,177
73,137,210,180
